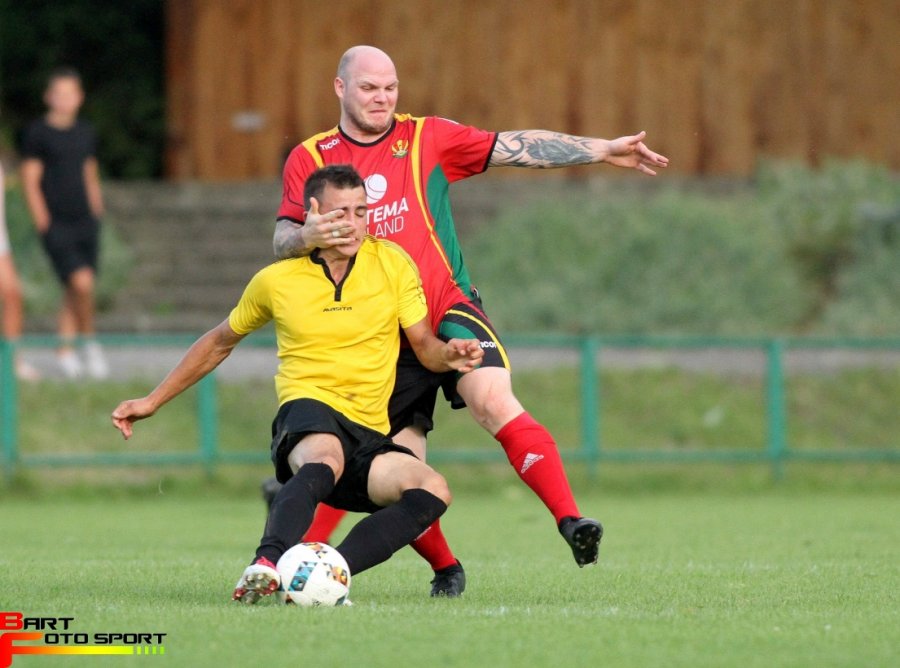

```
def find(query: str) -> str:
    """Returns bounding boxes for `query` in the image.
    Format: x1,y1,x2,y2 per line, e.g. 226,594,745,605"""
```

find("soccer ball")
276,542,351,607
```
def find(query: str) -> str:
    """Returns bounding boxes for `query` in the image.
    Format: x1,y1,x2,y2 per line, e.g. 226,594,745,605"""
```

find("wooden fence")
165,0,900,180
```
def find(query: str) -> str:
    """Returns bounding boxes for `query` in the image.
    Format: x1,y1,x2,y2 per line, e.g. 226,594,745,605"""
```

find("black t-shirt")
20,118,97,221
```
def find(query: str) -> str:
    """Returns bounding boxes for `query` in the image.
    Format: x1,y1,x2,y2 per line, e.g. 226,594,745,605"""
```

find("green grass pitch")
1,486,897,667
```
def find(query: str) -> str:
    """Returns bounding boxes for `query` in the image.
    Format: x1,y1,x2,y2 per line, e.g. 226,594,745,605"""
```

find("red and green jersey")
278,114,497,333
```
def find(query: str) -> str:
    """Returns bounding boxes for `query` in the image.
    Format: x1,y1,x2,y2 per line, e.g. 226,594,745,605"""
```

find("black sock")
255,462,335,564
335,489,447,576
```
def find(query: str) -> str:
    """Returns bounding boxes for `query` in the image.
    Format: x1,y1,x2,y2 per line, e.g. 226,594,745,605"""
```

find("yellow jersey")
228,236,428,433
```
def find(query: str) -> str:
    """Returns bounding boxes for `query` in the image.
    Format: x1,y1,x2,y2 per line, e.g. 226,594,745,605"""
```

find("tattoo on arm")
490,130,597,168
273,219,312,259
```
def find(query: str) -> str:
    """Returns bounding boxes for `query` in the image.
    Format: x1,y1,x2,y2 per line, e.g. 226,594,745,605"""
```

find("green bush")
756,160,900,332
0,0,164,178
467,184,808,335
465,162,899,337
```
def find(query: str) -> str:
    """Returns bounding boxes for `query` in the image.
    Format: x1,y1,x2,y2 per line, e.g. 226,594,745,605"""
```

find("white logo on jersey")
368,197,409,237
319,137,340,151
364,174,388,204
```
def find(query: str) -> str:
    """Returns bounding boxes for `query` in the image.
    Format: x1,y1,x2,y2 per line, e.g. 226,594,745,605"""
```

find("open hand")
442,339,484,373
302,197,358,249
605,131,669,175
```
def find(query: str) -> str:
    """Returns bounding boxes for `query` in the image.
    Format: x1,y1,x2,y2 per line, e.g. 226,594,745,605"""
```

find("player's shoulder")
393,114,460,129
288,127,341,166
255,257,308,280
301,126,340,147
366,236,420,272
19,119,51,155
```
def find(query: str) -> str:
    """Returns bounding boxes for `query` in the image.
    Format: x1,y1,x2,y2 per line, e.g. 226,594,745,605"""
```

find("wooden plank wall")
164,0,900,180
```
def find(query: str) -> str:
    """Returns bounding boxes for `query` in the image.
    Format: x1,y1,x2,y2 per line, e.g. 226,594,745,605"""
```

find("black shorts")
41,217,100,284
270,398,416,513
388,298,510,434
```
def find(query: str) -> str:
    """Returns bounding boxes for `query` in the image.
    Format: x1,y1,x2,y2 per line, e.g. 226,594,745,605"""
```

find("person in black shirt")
20,67,108,379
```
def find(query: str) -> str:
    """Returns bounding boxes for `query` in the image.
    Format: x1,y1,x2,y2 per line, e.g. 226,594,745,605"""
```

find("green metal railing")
2,333,899,481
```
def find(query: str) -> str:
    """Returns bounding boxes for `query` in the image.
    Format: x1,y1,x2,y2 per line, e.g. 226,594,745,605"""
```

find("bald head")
337,45,396,82
334,45,399,141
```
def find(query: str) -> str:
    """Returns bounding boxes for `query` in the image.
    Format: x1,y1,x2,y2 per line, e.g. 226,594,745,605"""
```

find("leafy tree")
0,0,164,178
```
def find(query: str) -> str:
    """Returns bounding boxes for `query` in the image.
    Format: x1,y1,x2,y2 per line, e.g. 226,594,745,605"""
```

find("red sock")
301,503,347,542
495,412,580,523
410,519,457,572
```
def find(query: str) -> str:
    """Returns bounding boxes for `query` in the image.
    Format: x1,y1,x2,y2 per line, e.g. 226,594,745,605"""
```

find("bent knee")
67,270,95,293
419,471,452,507
467,392,524,433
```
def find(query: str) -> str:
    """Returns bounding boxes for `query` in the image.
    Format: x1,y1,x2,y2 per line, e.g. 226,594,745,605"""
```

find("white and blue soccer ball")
276,542,351,607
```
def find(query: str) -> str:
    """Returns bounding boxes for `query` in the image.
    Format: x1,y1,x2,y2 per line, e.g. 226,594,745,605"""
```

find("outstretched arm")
111,320,245,439
403,319,483,374
273,196,359,260
489,130,668,175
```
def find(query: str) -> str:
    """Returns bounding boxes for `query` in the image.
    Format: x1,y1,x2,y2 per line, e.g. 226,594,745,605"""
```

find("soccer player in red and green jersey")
272,45,670,596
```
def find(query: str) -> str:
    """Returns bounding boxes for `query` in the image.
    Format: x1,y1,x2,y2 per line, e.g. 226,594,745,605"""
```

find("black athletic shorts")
387,298,510,435
41,217,100,284
270,398,417,513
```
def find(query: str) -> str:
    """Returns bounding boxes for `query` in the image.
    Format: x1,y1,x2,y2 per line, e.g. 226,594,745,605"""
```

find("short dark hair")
47,66,82,88
303,164,365,209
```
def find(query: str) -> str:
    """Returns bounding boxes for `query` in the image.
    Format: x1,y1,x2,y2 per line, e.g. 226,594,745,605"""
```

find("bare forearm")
145,322,239,410
489,130,607,168
406,324,483,374
84,159,104,217
273,219,314,260
491,129,669,175
20,162,50,228
22,183,49,225
412,337,456,373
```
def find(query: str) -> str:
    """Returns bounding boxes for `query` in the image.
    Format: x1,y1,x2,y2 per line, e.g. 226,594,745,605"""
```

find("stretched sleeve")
228,269,274,335
19,122,46,160
429,117,498,183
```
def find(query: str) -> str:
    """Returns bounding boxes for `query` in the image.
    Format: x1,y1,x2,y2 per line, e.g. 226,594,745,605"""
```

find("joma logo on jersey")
368,197,409,238
391,140,409,158
318,138,340,151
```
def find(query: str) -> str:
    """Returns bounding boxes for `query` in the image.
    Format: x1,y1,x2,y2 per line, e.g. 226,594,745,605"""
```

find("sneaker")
430,561,466,597
232,557,280,604
57,350,83,379
261,477,283,511
559,517,603,567
83,341,109,379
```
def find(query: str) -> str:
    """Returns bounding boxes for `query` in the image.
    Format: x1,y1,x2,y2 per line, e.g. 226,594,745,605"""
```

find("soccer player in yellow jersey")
111,165,483,603
269,46,669,594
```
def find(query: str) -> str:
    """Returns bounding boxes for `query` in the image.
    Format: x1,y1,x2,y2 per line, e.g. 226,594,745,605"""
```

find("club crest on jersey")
391,139,409,158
